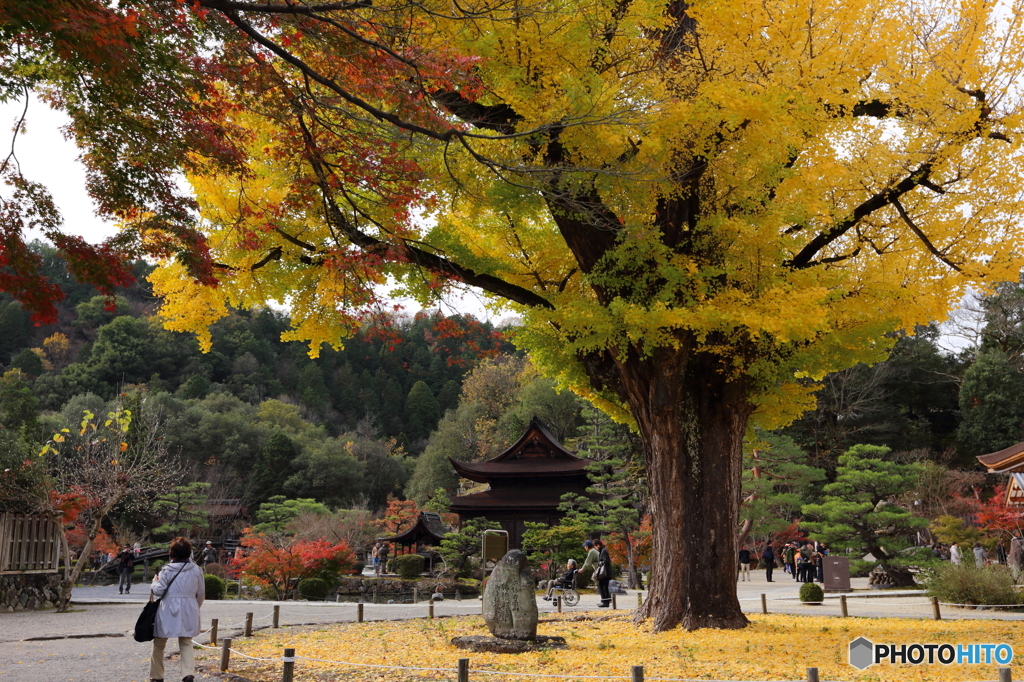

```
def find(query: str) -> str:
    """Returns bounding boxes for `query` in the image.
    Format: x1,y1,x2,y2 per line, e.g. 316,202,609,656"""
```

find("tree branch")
296,117,554,309
785,163,932,269
430,91,521,134
891,197,963,273
199,1,371,15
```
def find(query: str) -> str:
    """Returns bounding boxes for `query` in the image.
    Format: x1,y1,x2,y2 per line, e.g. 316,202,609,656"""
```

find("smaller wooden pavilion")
976,443,1024,507
377,511,449,569
449,417,592,548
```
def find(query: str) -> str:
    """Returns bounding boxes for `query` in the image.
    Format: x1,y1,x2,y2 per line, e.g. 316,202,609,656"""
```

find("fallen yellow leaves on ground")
208,612,1023,682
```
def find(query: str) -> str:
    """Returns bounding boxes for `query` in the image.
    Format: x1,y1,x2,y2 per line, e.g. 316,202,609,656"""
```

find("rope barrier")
939,602,1024,608
295,655,457,672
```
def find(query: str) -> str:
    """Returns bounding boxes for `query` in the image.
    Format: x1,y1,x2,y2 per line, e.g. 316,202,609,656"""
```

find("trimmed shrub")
298,577,331,600
924,563,1022,606
799,582,824,603
226,581,239,596
393,554,426,579
204,562,226,578
205,574,226,600
575,567,593,590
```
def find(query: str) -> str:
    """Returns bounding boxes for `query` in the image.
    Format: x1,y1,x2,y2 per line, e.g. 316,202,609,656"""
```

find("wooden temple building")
377,511,449,570
976,443,1024,507
449,417,592,548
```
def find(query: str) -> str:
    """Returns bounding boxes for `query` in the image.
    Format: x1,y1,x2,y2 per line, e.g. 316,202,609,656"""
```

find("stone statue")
482,550,538,640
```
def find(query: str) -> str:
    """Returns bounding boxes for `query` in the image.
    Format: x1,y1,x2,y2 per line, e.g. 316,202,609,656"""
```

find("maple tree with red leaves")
232,531,355,598
373,495,418,536
962,485,1024,541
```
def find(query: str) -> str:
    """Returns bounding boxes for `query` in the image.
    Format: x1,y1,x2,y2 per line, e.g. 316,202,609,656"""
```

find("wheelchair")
549,574,580,606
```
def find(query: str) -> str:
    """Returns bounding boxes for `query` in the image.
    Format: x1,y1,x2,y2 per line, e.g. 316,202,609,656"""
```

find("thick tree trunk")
615,347,752,632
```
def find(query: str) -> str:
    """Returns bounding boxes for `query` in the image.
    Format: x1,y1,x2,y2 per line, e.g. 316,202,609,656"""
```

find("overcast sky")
2,96,117,244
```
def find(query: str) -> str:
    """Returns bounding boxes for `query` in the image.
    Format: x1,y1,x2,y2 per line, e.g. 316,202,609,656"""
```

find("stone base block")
451,635,568,654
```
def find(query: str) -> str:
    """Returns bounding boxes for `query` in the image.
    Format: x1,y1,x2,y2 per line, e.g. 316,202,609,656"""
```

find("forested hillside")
6,244,1024,528
0,244,512,511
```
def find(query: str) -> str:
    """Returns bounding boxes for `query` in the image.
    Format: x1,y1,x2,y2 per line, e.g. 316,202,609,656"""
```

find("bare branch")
891,197,963,273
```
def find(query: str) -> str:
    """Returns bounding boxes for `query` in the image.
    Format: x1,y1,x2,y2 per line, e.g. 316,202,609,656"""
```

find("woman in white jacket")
149,537,205,682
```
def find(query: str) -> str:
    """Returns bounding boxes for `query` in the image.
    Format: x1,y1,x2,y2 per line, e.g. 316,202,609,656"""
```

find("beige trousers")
150,636,194,680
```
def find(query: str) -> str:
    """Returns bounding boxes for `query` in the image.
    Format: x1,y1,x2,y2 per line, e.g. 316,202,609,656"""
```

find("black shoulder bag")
134,562,186,642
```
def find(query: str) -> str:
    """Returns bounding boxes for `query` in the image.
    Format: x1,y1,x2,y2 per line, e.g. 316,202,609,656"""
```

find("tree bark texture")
611,346,752,631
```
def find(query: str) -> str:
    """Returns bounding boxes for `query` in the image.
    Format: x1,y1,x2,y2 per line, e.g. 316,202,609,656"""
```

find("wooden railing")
0,512,60,573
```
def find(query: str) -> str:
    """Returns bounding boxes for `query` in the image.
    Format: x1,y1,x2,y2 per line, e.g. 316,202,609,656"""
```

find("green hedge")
924,563,1022,606
393,554,426,580
298,577,331,600
205,574,226,600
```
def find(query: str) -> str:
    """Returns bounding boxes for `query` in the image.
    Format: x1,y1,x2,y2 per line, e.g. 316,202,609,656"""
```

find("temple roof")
379,511,449,545
449,417,590,484
976,441,1024,472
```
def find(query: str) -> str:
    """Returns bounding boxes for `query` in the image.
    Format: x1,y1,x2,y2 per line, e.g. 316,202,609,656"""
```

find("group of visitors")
371,541,391,576
934,540,1008,567
114,539,223,595
738,541,830,583
542,538,613,607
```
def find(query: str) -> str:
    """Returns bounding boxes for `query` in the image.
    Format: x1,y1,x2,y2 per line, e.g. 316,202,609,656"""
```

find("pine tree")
738,433,825,547
252,432,300,503
405,381,440,443
957,349,1024,456
801,444,927,564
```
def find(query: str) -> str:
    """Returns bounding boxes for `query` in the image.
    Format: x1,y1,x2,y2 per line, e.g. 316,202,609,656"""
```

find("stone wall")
1,573,62,612
335,576,479,597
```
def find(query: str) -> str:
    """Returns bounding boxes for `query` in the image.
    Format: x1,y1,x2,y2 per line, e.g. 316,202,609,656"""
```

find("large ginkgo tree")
6,0,1024,631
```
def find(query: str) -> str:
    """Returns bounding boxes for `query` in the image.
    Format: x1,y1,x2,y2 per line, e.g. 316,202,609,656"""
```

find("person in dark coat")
593,539,613,607
200,541,218,569
738,546,751,582
761,543,776,582
117,545,135,594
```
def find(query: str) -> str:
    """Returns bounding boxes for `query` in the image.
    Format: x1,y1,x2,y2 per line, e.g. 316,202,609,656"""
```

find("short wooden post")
210,618,218,646
760,594,768,614
358,602,364,623
632,664,644,682
839,595,848,618
612,593,617,610
998,668,1012,682
374,588,379,604
244,612,253,637
414,588,419,603
282,647,296,682
220,638,232,671
806,667,819,682
429,600,435,619
273,604,280,628
931,596,942,620
458,658,470,682
556,596,562,613
456,589,461,601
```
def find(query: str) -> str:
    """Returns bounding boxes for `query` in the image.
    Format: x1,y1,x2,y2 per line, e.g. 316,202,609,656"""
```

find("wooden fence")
0,513,61,573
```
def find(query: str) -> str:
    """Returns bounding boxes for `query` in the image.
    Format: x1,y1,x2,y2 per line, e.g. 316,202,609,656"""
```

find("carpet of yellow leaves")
211,612,1023,682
